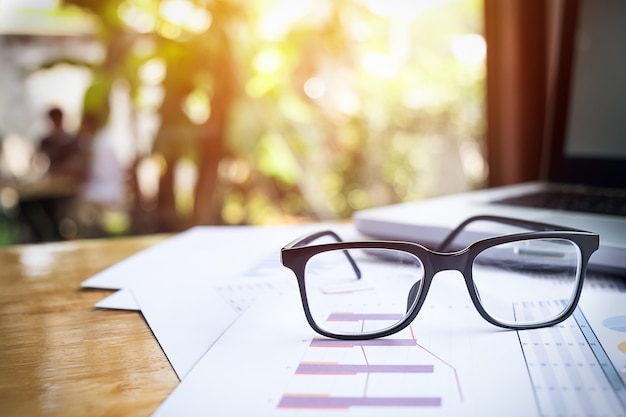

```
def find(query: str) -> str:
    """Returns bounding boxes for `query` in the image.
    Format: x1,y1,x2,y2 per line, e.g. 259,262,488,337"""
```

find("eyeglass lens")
472,238,582,326
302,239,582,337
303,248,424,337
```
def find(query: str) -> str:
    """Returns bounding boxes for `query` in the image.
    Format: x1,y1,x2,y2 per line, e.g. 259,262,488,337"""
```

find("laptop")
354,0,626,274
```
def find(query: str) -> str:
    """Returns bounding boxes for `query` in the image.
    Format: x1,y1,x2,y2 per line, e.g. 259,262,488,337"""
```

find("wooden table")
0,235,178,417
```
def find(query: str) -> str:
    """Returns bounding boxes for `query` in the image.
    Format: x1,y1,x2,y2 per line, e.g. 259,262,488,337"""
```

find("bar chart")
152,253,626,416
277,309,464,412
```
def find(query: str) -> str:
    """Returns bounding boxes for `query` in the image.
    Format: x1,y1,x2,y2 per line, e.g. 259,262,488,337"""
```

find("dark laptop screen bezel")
546,0,626,189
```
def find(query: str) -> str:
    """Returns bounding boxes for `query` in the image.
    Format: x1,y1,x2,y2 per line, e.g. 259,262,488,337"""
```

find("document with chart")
153,265,626,417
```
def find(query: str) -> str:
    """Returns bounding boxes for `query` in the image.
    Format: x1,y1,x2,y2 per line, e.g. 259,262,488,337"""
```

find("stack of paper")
82,224,327,379
83,224,626,417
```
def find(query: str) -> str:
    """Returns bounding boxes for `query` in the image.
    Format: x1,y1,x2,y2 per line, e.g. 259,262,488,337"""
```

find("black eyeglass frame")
281,215,600,340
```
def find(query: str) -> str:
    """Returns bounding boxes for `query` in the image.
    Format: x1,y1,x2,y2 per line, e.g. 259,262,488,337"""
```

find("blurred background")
0,0,486,245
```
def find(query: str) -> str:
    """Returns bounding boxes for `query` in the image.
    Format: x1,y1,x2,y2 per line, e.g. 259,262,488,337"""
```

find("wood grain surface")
0,235,178,417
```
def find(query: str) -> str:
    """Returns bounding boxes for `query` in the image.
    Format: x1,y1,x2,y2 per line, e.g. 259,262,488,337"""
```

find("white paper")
83,228,214,310
82,223,626,415
84,223,358,379
82,227,213,291
132,282,239,379
95,288,139,310
153,267,626,416
153,271,541,417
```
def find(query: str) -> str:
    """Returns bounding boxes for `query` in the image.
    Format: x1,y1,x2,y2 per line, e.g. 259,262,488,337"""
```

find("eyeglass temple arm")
288,230,362,279
436,214,585,252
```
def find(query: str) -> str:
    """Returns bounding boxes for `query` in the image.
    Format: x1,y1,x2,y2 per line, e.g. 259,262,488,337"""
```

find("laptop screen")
547,0,626,188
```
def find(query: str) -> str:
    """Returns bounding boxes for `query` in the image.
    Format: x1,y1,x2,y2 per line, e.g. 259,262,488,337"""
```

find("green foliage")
61,0,485,226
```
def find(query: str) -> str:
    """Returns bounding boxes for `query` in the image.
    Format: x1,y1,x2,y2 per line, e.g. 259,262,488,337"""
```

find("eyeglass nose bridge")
406,249,473,313
428,249,472,274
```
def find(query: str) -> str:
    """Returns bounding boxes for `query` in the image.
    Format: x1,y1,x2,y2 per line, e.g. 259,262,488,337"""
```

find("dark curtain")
484,0,565,186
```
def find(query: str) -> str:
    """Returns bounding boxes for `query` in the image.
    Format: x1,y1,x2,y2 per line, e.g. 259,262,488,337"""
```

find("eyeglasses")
281,215,599,340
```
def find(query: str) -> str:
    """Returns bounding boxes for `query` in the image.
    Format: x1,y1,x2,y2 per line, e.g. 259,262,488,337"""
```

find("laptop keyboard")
494,190,626,217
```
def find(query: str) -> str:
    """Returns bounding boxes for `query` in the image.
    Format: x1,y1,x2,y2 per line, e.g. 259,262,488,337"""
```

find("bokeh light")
0,0,485,243
303,77,326,99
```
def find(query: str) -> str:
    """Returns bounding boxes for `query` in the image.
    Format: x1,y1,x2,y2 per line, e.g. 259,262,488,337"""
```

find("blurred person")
18,108,90,242
77,113,127,238
37,106,86,180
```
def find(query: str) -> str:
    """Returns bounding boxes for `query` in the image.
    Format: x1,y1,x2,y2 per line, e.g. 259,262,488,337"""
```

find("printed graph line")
573,307,626,413
327,312,405,321
310,338,416,347
313,312,464,402
278,395,442,409
280,311,465,409
359,341,370,397
296,363,434,374
410,325,465,402
517,303,626,417
516,328,543,415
